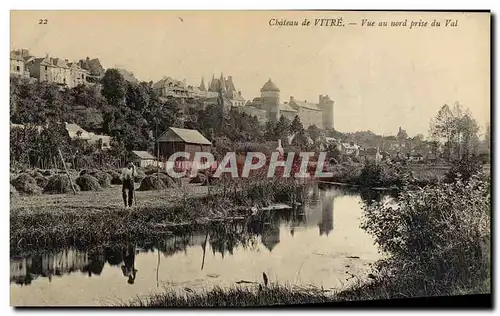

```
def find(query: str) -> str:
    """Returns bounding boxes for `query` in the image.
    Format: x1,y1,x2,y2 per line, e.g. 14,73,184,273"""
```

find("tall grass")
125,284,333,307
11,178,307,255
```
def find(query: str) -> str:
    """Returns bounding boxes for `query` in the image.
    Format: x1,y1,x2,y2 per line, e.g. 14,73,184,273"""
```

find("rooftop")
158,127,212,145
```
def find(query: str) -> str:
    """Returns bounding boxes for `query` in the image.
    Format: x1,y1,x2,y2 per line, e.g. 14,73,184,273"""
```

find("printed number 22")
39,19,48,24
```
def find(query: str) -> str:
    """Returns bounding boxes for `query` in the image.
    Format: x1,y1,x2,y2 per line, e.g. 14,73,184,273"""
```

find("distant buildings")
152,73,246,108
243,78,335,130
10,49,30,78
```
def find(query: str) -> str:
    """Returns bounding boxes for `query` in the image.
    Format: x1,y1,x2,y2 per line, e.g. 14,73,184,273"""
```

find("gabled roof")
158,127,212,145
32,57,53,67
132,150,157,160
52,58,69,68
279,103,297,112
291,99,321,111
65,122,90,140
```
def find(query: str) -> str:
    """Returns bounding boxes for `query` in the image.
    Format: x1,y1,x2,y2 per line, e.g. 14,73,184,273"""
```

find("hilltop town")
9,48,489,169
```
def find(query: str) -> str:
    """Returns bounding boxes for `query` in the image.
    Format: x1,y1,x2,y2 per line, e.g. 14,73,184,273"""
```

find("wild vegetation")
11,177,308,255
120,160,490,307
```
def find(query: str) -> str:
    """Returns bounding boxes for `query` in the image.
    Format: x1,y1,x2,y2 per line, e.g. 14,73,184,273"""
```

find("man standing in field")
121,162,138,208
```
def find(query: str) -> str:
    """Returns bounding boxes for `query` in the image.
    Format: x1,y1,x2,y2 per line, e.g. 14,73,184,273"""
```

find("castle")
241,78,334,130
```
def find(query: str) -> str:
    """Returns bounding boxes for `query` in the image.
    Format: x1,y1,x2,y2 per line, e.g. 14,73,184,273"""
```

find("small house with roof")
157,127,212,161
65,123,90,140
131,151,158,168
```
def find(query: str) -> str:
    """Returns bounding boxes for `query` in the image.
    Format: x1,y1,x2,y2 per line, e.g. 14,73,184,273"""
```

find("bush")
44,174,80,194
357,161,383,187
75,174,102,191
94,171,112,188
362,174,490,295
445,157,482,183
12,173,42,195
137,175,166,191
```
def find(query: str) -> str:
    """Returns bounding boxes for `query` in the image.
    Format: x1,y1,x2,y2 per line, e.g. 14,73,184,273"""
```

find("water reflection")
11,186,384,296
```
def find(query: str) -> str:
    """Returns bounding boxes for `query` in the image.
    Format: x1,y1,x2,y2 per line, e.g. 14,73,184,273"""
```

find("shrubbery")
361,174,490,296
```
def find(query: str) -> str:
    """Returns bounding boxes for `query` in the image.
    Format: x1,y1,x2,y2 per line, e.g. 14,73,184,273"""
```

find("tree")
101,69,127,106
275,115,291,138
307,124,322,142
430,102,480,161
290,115,304,135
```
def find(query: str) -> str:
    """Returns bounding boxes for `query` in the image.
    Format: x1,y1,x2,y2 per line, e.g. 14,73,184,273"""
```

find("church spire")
219,72,226,92
199,77,206,91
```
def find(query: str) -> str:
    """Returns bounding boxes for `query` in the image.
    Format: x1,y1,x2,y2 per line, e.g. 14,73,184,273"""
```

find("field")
11,179,208,211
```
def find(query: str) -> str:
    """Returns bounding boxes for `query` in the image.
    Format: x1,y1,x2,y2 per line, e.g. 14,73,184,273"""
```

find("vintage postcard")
9,10,491,307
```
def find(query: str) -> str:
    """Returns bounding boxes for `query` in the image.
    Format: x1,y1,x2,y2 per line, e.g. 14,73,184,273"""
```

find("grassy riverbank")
11,178,307,255
123,276,490,307
123,172,491,307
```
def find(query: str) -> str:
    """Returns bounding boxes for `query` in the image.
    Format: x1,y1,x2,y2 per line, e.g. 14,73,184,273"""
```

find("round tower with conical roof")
261,78,280,123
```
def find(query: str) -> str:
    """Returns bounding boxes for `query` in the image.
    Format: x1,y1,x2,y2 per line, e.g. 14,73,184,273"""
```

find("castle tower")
318,95,334,130
261,78,280,123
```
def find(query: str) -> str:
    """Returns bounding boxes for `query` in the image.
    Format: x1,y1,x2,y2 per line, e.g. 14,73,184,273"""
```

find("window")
16,66,20,72
44,66,47,71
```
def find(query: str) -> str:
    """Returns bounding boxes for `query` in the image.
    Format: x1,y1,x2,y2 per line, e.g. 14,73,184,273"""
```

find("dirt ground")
10,179,209,211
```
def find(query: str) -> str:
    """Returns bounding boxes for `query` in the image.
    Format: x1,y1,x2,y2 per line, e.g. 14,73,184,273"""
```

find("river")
10,186,384,306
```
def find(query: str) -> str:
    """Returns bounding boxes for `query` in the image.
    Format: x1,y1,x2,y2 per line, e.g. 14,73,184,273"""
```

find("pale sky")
10,11,490,138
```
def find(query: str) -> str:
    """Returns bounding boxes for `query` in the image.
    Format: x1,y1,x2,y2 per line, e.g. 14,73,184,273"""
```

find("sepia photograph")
9,10,491,307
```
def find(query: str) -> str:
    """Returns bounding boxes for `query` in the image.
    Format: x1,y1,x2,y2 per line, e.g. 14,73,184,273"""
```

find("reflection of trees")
81,248,105,277
318,194,334,236
359,188,383,205
208,222,256,257
11,206,317,286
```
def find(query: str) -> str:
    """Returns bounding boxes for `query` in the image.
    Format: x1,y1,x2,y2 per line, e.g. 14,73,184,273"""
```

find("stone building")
25,54,89,88
10,49,30,78
244,79,335,129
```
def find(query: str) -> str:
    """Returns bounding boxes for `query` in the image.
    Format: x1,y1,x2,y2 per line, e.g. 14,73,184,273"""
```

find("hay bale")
189,173,206,184
34,175,48,189
106,170,122,185
156,173,181,187
134,170,146,183
76,174,102,191
10,184,18,196
44,174,80,194
137,175,166,191
41,170,53,177
12,173,42,195
93,171,112,188
79,168,100,176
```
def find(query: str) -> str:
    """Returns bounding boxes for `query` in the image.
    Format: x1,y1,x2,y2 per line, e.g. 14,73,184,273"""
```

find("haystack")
157,172,181,187
79,169,100,177
76,174,102,191
134,170,146,183
189,173,206,184
10,184,18,196
94,171,112,188
44,174,80,194
137,175,166,191
41,170,53,177
12,173,42,195
106,170,122,185
35,175,49,189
